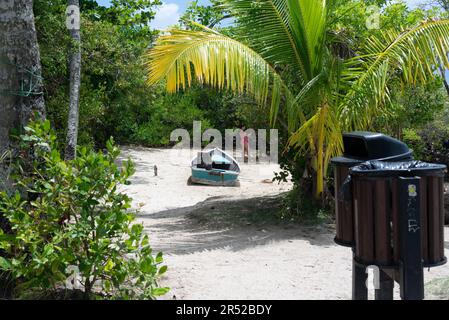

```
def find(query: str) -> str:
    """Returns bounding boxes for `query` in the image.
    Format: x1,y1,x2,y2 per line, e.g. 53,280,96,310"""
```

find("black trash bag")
350,160,447,177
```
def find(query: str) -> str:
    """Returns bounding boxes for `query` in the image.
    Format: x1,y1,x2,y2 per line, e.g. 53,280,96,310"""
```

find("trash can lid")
331,151,413,167
344,131,410,158
331,132,413,166
330,156,366,167
349,160,447,177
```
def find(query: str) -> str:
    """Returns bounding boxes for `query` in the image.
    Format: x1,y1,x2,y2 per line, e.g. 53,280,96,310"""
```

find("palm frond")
287,72,323,132
287,0,328,78
288,103,343,197
340,19,449,131
221,0,327,83
145,25,295,124
289,104,342,154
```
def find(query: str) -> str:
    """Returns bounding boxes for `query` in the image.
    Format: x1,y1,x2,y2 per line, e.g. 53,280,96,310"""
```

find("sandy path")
120,147,449,300
120,146,292,214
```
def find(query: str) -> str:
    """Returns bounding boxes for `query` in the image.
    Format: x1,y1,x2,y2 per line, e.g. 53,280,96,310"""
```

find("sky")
95,0,210,29
95,0,428,30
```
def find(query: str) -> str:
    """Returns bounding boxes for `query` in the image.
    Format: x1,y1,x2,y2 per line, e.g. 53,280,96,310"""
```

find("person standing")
240,126,250,163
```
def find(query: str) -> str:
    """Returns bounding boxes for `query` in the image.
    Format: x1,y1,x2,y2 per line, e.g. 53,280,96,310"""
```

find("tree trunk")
65,0,81,160
0,0,45,189
0,0,45,298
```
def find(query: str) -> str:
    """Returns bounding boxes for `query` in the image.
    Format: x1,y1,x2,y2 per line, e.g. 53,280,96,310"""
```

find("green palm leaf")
145,1,449,200
221,0,328,83
340,19,449,131
286,0,327,78
145,24,295,124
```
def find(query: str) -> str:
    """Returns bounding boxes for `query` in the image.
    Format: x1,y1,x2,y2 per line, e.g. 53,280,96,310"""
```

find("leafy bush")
35,3,250,149
0,120,168,299
278,186,330,223
372,79,447,137
123,88,213,147
402,128,425,160
273,146,332,222
402,122,449,179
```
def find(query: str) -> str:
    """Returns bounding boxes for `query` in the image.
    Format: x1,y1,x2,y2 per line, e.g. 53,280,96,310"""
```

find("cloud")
405,0,427,8
150,3,181,30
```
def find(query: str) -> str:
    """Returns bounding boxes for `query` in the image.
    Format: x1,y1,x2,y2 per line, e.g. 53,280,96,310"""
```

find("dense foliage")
34,0,250,149
146,0,449,202
2,0,447,302
32,0,448,215
403,112,449,178
0,120,168,299
180,0,228,28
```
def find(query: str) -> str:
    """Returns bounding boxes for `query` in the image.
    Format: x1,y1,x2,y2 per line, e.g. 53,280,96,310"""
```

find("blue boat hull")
191,167,239,186
190,148,240,186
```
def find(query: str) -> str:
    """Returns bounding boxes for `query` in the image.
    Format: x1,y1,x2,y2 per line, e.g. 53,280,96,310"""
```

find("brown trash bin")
349,161,447,268
331,132,413,247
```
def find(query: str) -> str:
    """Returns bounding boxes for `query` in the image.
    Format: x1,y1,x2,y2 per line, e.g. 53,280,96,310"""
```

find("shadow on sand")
137,194,336,255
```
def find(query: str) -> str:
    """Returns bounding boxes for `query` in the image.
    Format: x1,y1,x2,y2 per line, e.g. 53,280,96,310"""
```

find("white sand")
120,146,449,300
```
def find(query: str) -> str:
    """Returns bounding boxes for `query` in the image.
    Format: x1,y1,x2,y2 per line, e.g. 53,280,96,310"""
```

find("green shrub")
403,122,449,176
402,128,425,160
278,186,330,224
0,120,168,299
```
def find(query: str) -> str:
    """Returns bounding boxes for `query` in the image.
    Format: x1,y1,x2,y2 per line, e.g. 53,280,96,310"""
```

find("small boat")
191,148,241,186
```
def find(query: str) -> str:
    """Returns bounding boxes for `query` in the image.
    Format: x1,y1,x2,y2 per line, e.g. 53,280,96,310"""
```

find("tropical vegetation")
145,0,449,200
1,0,449,300
0,120,168,299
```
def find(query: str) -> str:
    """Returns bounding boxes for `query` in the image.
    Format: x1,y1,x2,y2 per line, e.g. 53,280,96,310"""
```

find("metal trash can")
331,132,413,247
349,161,447,268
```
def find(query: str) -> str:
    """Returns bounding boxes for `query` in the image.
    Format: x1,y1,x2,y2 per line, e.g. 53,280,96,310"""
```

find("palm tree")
145,0,449,199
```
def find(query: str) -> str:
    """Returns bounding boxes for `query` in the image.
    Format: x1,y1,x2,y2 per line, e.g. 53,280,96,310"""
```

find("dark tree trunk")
65,0,81,160
0,0,45,190
0,0,45,298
